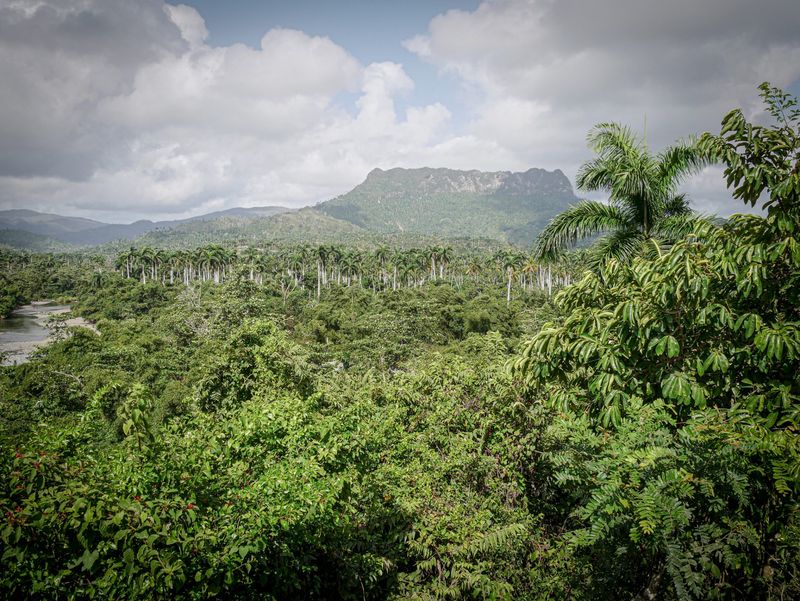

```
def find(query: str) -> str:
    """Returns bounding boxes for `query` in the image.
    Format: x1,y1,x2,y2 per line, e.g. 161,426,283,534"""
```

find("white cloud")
406,0,800,215
0,1,476,220
163,3,207,48
1,0,798,222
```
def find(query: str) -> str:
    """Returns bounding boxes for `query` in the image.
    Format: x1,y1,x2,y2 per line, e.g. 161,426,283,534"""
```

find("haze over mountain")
0,167,580,250
0,206,291,246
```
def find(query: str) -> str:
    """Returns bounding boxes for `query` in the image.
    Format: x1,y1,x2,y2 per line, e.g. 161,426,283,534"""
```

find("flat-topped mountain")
316,167,578,244
1,167,579,249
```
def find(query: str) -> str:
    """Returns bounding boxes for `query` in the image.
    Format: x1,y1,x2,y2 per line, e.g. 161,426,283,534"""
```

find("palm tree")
465,257,482,283
241,247,260,281
535,122,709,266
425,246,438,281
314,245,328,298
137,247,155,284
520,255,539,291
373,246,390,290
119,247,136,278
438,246,452,280
499,250,522,304
390,250,405,290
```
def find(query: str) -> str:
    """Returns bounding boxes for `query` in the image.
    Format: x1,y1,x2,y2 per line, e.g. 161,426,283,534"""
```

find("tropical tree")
495,250,522,304
515,83,800,600
241,247,260,281
536,122,710,266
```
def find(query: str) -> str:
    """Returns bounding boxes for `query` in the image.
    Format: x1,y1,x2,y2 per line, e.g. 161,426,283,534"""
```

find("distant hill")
316,167,579,245
0,166,580,250
0,206,292,246
0,209,105,239
121,208,505,253
0,229,79,252
127,208,367,249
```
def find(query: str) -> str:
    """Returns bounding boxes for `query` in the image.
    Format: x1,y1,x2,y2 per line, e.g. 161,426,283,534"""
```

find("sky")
1,0,799,223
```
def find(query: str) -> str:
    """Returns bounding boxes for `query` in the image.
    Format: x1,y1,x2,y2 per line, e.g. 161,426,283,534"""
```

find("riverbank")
0,301,97,366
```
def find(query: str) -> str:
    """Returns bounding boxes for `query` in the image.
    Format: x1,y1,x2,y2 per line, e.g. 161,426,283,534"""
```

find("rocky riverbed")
0,301,97,366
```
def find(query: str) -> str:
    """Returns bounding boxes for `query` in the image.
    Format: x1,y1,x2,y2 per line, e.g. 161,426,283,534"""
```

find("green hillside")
0,167,579,252
124,208,368,249
317,167,579,245
0,229,79,252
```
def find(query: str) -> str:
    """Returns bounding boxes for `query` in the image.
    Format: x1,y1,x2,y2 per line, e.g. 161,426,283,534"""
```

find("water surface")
0,302,71,365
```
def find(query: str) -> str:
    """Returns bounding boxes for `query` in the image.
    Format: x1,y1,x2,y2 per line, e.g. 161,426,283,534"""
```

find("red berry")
187,503,195,510
134,495,142,502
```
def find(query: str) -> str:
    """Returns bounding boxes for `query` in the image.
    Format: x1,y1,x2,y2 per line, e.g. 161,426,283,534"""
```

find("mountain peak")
354,166,572,197
318,166,578,244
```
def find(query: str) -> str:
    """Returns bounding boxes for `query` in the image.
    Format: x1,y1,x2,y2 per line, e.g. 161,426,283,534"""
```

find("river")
0,302,82,365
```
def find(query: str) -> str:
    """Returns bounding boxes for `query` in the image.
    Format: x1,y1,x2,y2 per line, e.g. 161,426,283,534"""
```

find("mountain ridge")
0,166,578,249
316,166,578,244
0,206,292,245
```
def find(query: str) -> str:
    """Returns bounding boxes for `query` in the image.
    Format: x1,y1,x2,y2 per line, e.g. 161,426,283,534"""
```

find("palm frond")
535,201,630,260
586,122,643,158
661,193,693,217
587,228,646,268
575,157,617,193
656,139,711,191
651,212,713,243
578,123,647,194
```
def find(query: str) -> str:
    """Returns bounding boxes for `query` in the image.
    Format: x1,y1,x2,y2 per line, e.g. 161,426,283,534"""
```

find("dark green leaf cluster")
515,85,800,599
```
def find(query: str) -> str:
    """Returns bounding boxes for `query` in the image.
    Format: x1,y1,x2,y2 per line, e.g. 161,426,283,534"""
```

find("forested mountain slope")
317,167,579,244
0,206,292,246
1,167,578,249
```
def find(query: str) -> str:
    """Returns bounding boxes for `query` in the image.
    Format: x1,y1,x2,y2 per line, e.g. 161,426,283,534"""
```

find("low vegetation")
0,84,797,600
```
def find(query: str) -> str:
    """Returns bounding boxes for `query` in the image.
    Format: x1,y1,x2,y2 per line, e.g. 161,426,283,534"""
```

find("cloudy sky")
1,0,799,223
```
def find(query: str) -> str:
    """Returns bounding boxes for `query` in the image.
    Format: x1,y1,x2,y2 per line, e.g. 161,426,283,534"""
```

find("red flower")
134,495,142,502
14,453,23,459
186,503,195,510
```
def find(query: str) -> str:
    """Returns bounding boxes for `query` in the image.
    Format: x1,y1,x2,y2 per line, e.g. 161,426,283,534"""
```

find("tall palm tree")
314,245,328,298
373,246,390,290
535,122,709,266
499,250,522,304
520,255,539,291
241,247,260,281
465,257,482,283
438,246,452,280
137,247,155,284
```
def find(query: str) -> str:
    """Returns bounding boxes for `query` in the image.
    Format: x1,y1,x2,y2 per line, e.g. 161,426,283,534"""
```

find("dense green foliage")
0,252,101,318
111,243,579,307
516,83,800,598
1,85,798,600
